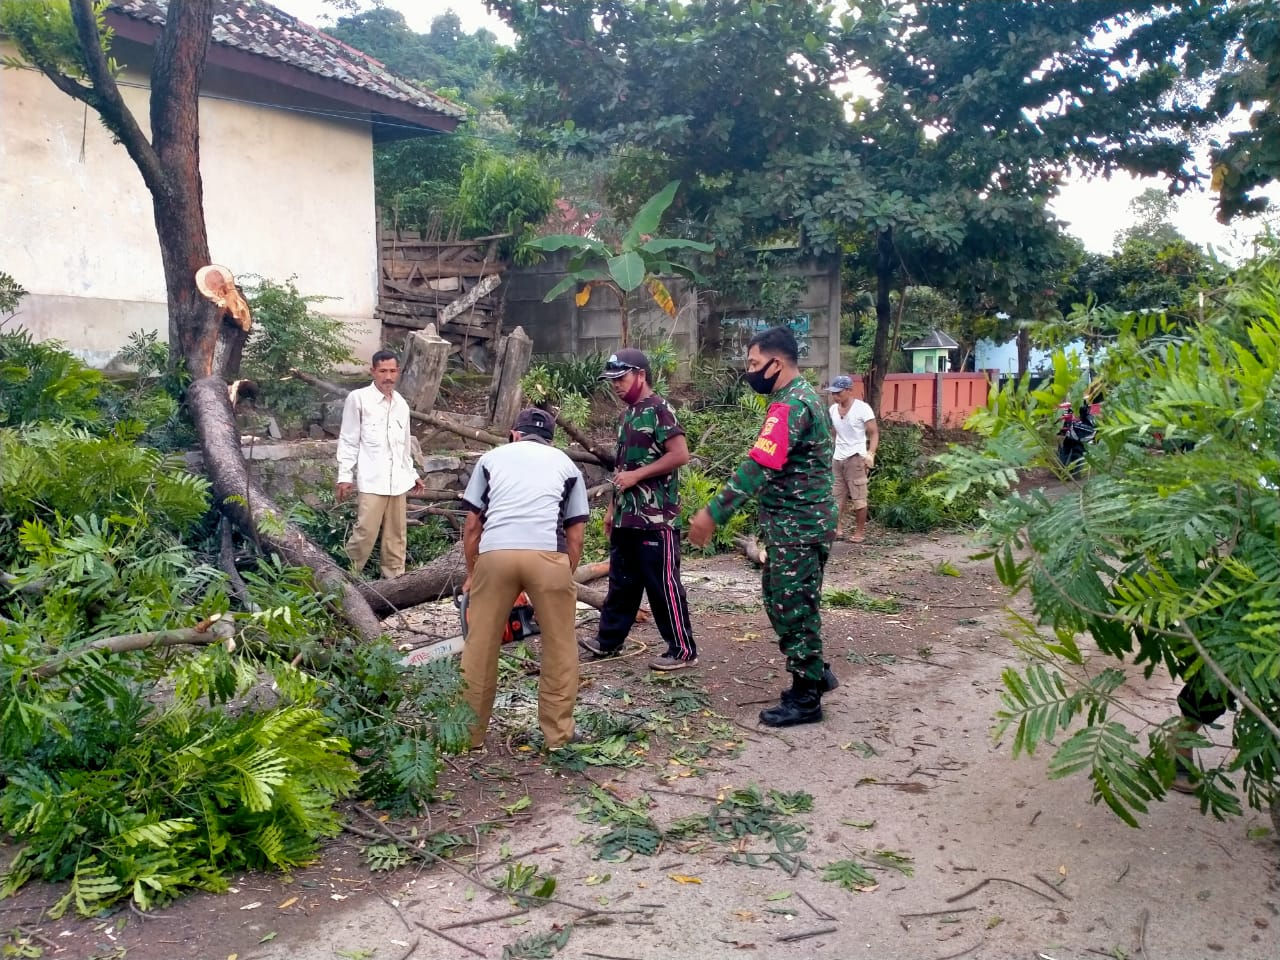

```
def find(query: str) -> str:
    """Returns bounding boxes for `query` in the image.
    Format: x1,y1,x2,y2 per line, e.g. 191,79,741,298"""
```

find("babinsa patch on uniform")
750,402,791,470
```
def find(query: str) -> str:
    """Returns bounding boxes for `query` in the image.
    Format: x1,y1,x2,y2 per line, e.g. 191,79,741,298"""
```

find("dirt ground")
5,526,1278,960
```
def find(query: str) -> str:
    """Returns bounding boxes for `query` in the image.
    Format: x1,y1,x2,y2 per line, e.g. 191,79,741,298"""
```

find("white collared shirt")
830,399,876,461
336,383,418,495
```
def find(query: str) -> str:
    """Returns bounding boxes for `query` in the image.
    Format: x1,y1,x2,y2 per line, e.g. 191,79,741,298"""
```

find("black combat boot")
760,674,823,727
781,662,838,704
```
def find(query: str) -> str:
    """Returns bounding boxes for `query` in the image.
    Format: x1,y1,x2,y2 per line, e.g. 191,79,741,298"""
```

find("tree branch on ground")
34,616,236,678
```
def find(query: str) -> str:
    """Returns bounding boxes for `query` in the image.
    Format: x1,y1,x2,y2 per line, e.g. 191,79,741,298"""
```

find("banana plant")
522,180,714,345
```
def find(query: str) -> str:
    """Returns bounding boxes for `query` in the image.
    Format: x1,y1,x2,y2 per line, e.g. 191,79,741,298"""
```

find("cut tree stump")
487,325,534,430
398,324,451,414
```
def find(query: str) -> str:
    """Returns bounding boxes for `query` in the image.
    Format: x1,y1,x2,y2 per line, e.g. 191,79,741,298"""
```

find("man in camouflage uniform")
688,326,837,726
581,348,698,671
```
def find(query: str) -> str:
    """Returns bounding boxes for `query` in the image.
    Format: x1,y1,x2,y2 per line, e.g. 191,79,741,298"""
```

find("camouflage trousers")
761,541,830,682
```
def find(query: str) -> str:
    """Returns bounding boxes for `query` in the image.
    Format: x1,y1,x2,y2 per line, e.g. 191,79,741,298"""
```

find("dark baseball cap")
513,407,556,440
598,348,651,381
828,375,854,392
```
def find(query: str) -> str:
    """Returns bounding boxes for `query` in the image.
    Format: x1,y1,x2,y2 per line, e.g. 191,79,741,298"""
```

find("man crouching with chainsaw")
459,408,590,751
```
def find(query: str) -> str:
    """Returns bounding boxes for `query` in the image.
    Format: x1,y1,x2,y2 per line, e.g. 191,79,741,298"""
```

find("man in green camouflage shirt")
580,348,698,671
688,326,838,726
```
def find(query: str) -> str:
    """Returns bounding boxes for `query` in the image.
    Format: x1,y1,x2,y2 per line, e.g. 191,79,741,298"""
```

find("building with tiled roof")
1,0,462,365
108,0,465,139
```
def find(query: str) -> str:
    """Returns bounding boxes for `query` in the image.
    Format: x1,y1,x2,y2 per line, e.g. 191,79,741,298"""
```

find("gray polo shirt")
462,439,590,553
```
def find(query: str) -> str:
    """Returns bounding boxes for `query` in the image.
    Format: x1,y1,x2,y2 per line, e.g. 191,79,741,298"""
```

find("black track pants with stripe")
596,526,696,660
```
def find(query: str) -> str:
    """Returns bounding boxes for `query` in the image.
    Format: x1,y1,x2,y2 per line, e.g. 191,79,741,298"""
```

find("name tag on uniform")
750,403,791,470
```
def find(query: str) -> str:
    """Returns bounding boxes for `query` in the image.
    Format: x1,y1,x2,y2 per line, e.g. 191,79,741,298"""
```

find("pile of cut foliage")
0,314,471,916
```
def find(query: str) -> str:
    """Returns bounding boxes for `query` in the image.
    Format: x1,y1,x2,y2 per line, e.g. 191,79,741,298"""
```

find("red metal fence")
845,372,991,428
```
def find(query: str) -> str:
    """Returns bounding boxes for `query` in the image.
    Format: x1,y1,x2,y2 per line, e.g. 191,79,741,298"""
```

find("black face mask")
744,359,780,395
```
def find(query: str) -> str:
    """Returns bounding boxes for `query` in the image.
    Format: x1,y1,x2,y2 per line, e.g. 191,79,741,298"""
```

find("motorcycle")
1057,399,1098,470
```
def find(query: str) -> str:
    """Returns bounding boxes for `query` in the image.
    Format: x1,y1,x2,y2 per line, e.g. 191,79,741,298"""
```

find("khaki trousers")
461,550,579,749
833,454,870,515
346,492,408,579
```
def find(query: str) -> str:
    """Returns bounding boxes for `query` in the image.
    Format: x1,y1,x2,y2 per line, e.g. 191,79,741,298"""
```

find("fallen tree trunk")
535,399,614,469
356,544,623,617
358,544,467,616
36,616,236,678
736,535,768,566
574,560,610,584
189,377,385,641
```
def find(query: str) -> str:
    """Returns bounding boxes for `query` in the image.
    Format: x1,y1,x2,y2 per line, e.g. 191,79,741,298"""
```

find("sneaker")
650,655,698,672
578,636,622,659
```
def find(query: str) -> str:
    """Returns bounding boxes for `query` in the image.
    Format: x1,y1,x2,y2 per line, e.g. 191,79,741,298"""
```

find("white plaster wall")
0,43,381,366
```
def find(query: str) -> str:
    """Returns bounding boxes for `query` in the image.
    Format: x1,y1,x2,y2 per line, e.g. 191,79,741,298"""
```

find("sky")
277,0,1275,259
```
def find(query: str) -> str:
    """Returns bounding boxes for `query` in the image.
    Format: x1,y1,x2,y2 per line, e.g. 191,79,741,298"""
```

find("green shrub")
313,640,472,815
0,416,470,910
0,485,359,914
457,153,558,262
688,355,744,408
679,466,751,551
868,421,989,532
242,277,356,423
0,608,358,916
681,392,767,478
0,328,106,428
0,421,209,567
523,353,607,402
101,330,194,451
0,271,25,317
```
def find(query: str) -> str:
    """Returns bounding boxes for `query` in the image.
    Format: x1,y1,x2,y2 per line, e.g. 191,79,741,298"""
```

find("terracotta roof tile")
110,0,466,121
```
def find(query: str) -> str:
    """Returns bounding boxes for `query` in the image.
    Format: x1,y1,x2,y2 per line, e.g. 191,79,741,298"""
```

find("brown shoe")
650,655,697,672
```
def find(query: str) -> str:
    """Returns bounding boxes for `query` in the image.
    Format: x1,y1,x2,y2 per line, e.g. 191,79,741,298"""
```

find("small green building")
902,330,959,373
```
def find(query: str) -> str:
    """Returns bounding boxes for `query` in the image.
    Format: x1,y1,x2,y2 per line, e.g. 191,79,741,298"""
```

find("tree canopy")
1210,1,1280,221
937,245,1280,824
492,0,1252,406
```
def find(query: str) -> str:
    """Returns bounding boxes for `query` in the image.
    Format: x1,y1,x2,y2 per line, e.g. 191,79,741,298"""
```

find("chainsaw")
398,591,540,667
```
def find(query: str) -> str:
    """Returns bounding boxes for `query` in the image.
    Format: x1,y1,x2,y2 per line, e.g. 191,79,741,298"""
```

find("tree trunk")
866,228,896,416
1016,326,1031,378
356,543,617,617
358,544,467,616
144,0,247,379
35,5,367,638
189,378,384,640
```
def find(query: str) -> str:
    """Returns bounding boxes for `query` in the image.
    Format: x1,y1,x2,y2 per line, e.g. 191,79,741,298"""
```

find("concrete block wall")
505,251,839,380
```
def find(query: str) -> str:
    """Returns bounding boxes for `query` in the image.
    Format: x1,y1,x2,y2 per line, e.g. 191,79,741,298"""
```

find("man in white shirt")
828,375,879,543
335,350,423,579
460,408,590,751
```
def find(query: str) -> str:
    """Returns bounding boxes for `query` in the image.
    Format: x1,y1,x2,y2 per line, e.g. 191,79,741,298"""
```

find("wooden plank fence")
376,229,510,364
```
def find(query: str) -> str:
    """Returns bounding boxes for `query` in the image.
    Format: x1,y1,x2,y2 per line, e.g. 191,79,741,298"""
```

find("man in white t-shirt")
827,375,879,543
459,407,590,751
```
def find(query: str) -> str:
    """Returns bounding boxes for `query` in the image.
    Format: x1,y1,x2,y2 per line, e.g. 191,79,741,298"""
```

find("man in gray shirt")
460,408,590,751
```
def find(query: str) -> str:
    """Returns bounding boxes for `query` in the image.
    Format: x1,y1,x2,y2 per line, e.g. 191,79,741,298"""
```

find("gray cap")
828,375,854,392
